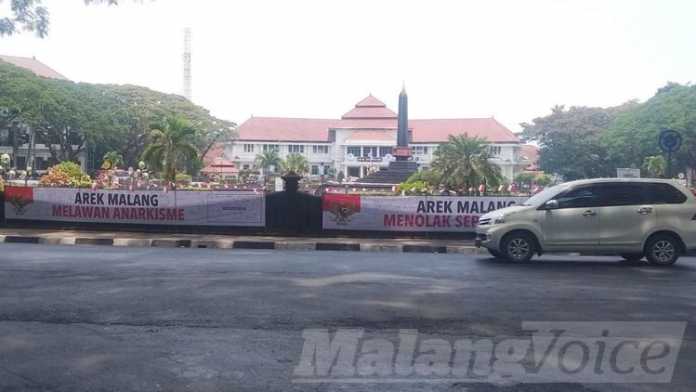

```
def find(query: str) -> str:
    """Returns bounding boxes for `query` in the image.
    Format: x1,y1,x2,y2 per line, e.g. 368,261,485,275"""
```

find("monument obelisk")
358,85,419,184
393,85,412,161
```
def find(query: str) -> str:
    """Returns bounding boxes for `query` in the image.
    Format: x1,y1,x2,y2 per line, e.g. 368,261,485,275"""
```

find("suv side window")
596,183,646,207
644,183,687,204
554,186,601,209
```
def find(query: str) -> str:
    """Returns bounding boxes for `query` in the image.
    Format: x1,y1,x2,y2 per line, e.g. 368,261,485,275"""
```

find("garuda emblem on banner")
6,187,34,216
323,194,361,225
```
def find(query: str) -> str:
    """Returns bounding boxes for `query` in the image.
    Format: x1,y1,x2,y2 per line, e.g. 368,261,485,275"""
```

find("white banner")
4,187,265,227
322,194,527,232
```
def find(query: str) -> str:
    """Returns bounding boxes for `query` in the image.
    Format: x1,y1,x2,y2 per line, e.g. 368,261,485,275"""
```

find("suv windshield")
522,183,569,207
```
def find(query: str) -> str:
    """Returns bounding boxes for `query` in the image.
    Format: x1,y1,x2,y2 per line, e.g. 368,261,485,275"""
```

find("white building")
225,95,530,181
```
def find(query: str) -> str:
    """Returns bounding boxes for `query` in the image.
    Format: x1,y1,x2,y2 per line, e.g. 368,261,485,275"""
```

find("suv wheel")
501,233,535,262
645,235,680,266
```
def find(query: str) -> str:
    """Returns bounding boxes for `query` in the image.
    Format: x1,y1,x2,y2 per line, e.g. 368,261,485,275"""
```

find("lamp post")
25,165,32,187
128,166,134,191
0,153,10,180
215,156,224,183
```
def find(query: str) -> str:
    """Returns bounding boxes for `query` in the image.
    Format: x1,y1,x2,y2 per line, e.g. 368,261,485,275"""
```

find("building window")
347,167,360,177
379,147,393,157
243,144,254,153
288,145,305,154
489,146,502,156
35,157,49,170
313,145,329,154
414,146,429,155
263,144,279,152
363,146,377,157
311,165,319,175
346,146,361,156
242,164,250,170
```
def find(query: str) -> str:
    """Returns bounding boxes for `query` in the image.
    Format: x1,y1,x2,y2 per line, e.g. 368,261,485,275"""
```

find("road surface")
0,244,694,391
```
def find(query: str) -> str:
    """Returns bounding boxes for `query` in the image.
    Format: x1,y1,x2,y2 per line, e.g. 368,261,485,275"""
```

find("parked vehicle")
475,178,696,266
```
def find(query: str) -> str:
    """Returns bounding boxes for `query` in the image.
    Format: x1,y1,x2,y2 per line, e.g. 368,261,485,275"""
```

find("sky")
1,0,695,131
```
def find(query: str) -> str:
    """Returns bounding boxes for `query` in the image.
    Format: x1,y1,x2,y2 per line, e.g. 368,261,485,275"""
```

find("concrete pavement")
0,227,479,254
0,243,694,391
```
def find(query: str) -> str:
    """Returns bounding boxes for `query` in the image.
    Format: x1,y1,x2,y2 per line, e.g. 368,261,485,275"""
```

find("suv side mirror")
542,200,559,210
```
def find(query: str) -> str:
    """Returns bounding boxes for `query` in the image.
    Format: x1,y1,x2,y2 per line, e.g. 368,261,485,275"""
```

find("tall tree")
89,83,235,169
0,61,235,171
642,155,666,178
429,135,503,192
603,82,696,175
254,150,281,176
101,150,124,170
0,0,127,38
141,116,199,183
280,153,309,176
521,104,636,180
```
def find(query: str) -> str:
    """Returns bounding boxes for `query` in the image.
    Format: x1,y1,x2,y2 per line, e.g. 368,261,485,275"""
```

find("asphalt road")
0,244,694,392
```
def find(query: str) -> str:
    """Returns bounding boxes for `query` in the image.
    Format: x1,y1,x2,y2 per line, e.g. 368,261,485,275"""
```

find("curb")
0,234,480,255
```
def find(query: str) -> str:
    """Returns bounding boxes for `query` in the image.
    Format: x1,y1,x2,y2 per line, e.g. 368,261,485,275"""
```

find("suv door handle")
637,207,653,215
582,210,596,217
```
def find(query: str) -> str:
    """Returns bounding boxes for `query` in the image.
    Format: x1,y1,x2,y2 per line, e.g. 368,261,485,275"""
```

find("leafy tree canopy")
523,82,696,180
1,0,126,38
521,103,637,180
603,83,696,174
281,153,309,176
141,116,200,183
0,61,235,170
400,135,503,194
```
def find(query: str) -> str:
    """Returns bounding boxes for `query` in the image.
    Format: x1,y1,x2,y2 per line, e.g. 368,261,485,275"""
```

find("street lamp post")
25,165,32,187
0,153,10,181
215,156,224,183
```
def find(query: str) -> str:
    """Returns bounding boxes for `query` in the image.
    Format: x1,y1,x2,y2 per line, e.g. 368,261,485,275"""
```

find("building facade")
226,94,531,181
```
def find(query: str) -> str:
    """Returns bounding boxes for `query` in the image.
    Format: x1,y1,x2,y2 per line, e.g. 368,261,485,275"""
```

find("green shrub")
40,161,92,188
175,173,192,183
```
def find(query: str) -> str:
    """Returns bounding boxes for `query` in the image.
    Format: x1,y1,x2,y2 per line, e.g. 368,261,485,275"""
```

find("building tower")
183,28,192,101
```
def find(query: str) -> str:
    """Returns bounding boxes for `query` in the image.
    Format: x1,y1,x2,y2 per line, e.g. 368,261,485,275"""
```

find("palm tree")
280,153,309,176
101,151,124,170
141,116,199,183
254,150,282,177
431,135,503,193
642,155,666,178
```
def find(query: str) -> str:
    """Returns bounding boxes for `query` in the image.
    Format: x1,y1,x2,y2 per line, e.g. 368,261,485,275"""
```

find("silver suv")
475,178,696,266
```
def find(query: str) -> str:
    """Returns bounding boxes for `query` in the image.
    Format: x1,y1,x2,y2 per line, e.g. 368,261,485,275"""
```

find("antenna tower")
183,28,192,101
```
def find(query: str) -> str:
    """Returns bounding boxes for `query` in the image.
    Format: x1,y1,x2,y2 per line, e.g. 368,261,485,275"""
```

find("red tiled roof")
201,149,238,174
236,96,520,144
238,117,338,142
410,118,519,143
201,162,238,175
355,94,388,107
342,94,397,120
520,144,540,169
0,55,68,80
202,143,226,166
